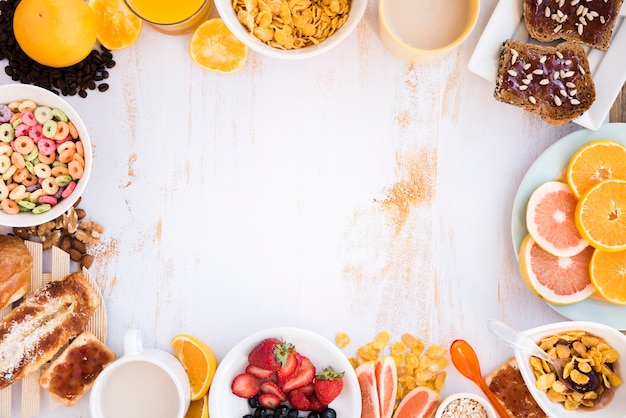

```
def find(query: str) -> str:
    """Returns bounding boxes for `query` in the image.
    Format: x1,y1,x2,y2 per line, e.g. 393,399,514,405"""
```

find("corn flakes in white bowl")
214,0,367,59
515,321,626,417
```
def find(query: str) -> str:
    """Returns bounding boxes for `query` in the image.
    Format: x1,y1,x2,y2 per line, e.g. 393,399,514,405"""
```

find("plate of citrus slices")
511,123,626,329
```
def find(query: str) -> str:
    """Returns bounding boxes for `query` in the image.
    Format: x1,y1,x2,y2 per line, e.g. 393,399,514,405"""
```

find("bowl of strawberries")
209,327,361,418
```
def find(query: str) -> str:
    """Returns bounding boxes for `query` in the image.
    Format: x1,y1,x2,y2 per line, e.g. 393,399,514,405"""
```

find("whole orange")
13,0,99,68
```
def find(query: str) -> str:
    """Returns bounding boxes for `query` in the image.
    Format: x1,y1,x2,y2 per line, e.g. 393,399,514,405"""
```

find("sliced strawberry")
258,393,282,409
259,381,287,402
231,373,260,398
280,356,315,393
246,364,274,379
307,392,328,412
277,352,301,388
277,349,298,379
314,366,345,405
288,389,311,411
298,382,315,396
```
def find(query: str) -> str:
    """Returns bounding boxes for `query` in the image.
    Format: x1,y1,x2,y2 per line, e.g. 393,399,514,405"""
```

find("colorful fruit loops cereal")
0,100,85,215
336,331,448,401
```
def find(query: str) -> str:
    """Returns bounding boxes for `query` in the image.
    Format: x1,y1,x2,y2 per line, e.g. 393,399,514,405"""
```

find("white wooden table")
1,0,619,415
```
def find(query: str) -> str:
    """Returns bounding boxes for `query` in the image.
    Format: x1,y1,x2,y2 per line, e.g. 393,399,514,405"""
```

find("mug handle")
123,329,144,355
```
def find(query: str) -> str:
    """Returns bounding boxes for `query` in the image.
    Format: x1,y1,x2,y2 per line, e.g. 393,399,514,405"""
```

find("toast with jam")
494,39,596,125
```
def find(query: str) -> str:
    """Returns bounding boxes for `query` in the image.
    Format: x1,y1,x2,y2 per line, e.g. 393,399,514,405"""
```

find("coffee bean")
0,0,116,97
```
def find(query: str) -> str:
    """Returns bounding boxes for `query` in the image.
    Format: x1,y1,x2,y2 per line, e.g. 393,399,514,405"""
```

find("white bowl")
515,321,626,417
214,0,367,60
0,84,92,228
208,327,362,417
435,392,497,418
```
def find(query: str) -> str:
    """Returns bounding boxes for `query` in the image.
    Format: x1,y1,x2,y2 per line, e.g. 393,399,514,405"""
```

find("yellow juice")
125,0,212,35
129,0,204,24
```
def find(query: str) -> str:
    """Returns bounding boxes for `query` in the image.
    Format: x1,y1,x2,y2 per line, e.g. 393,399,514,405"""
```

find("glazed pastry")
39,331,116,406
0,272,99,389
0,234,32,310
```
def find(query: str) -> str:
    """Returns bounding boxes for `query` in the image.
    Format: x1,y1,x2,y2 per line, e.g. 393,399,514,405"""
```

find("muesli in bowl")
515,321,626,417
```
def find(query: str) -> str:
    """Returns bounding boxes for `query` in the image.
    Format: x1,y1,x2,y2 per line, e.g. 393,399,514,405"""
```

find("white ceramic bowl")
208,327,362,417
214,0,367,60
515,321,626,417
435,392,497,418
0,84,92,228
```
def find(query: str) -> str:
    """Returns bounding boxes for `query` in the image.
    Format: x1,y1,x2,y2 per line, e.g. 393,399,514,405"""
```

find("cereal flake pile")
336,331,448,402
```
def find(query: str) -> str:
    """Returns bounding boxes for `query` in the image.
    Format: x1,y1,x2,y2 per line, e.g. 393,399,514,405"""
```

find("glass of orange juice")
124,0,213,35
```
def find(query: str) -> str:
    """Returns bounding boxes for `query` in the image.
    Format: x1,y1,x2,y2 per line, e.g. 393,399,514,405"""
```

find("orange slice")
518,234,595,304
566,139,626,199
526,181,589,257
171,334,218,401
88,0,143,50
185,393,209,418
590,249,626,305
189,18,248,73
576,179,626,252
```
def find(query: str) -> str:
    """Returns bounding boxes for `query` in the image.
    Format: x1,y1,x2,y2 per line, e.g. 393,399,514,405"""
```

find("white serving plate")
468,0,626,131
208,327,361,417
511,123,626,329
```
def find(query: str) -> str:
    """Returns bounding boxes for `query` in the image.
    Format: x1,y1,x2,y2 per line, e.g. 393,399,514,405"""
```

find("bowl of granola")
213,0,367,59
0,84,92,228
515,321,626,417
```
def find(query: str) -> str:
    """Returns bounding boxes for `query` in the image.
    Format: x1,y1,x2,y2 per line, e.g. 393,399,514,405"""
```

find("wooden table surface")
0,0,625,417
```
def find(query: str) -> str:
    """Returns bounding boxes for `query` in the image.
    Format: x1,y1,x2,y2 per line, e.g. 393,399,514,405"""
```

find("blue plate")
511,123,626,329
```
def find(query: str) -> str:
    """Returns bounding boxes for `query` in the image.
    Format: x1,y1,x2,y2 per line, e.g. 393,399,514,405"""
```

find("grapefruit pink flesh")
519,234,595,304
526,181,589,257
375,357,397,418
392,386,441,418
356,362,381,418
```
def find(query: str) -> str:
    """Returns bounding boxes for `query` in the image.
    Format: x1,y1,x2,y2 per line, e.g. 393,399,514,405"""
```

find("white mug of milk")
90,329,191,418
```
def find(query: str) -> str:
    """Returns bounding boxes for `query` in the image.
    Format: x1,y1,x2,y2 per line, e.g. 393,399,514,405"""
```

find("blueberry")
274,405,290,418
320,408,337,418
255,407,268,418
248,395,260,408
243,415,254,418
287,409,300,418
307,413,321,418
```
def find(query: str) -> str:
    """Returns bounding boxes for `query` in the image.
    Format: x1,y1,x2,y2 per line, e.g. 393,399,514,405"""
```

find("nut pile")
531,330,622,410
337,331,447,402
12,198,103,269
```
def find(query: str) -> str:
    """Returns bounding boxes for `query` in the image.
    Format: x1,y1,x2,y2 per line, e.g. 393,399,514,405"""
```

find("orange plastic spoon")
450,339,511,418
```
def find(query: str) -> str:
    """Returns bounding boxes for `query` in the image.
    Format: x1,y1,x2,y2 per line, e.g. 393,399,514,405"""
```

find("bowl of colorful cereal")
213,0,367,59
0,84,92,227
515,321,626,417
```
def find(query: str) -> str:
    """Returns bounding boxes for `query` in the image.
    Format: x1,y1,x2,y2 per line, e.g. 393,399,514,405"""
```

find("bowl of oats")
214,0,367,59
435,392,496,418
514,321,626,417
0,84,92,228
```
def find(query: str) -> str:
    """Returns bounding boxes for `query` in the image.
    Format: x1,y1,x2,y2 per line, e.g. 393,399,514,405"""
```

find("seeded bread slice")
493,39,596,126
523,0,624,50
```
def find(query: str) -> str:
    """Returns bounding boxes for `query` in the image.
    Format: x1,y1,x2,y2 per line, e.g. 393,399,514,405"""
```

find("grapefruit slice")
375,356,398,418
392,386,441,418
518,234,595,304
526,181,589,257
356,362,381,418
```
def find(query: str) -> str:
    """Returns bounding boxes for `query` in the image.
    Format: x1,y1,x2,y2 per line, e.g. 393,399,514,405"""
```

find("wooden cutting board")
0,243,107,418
